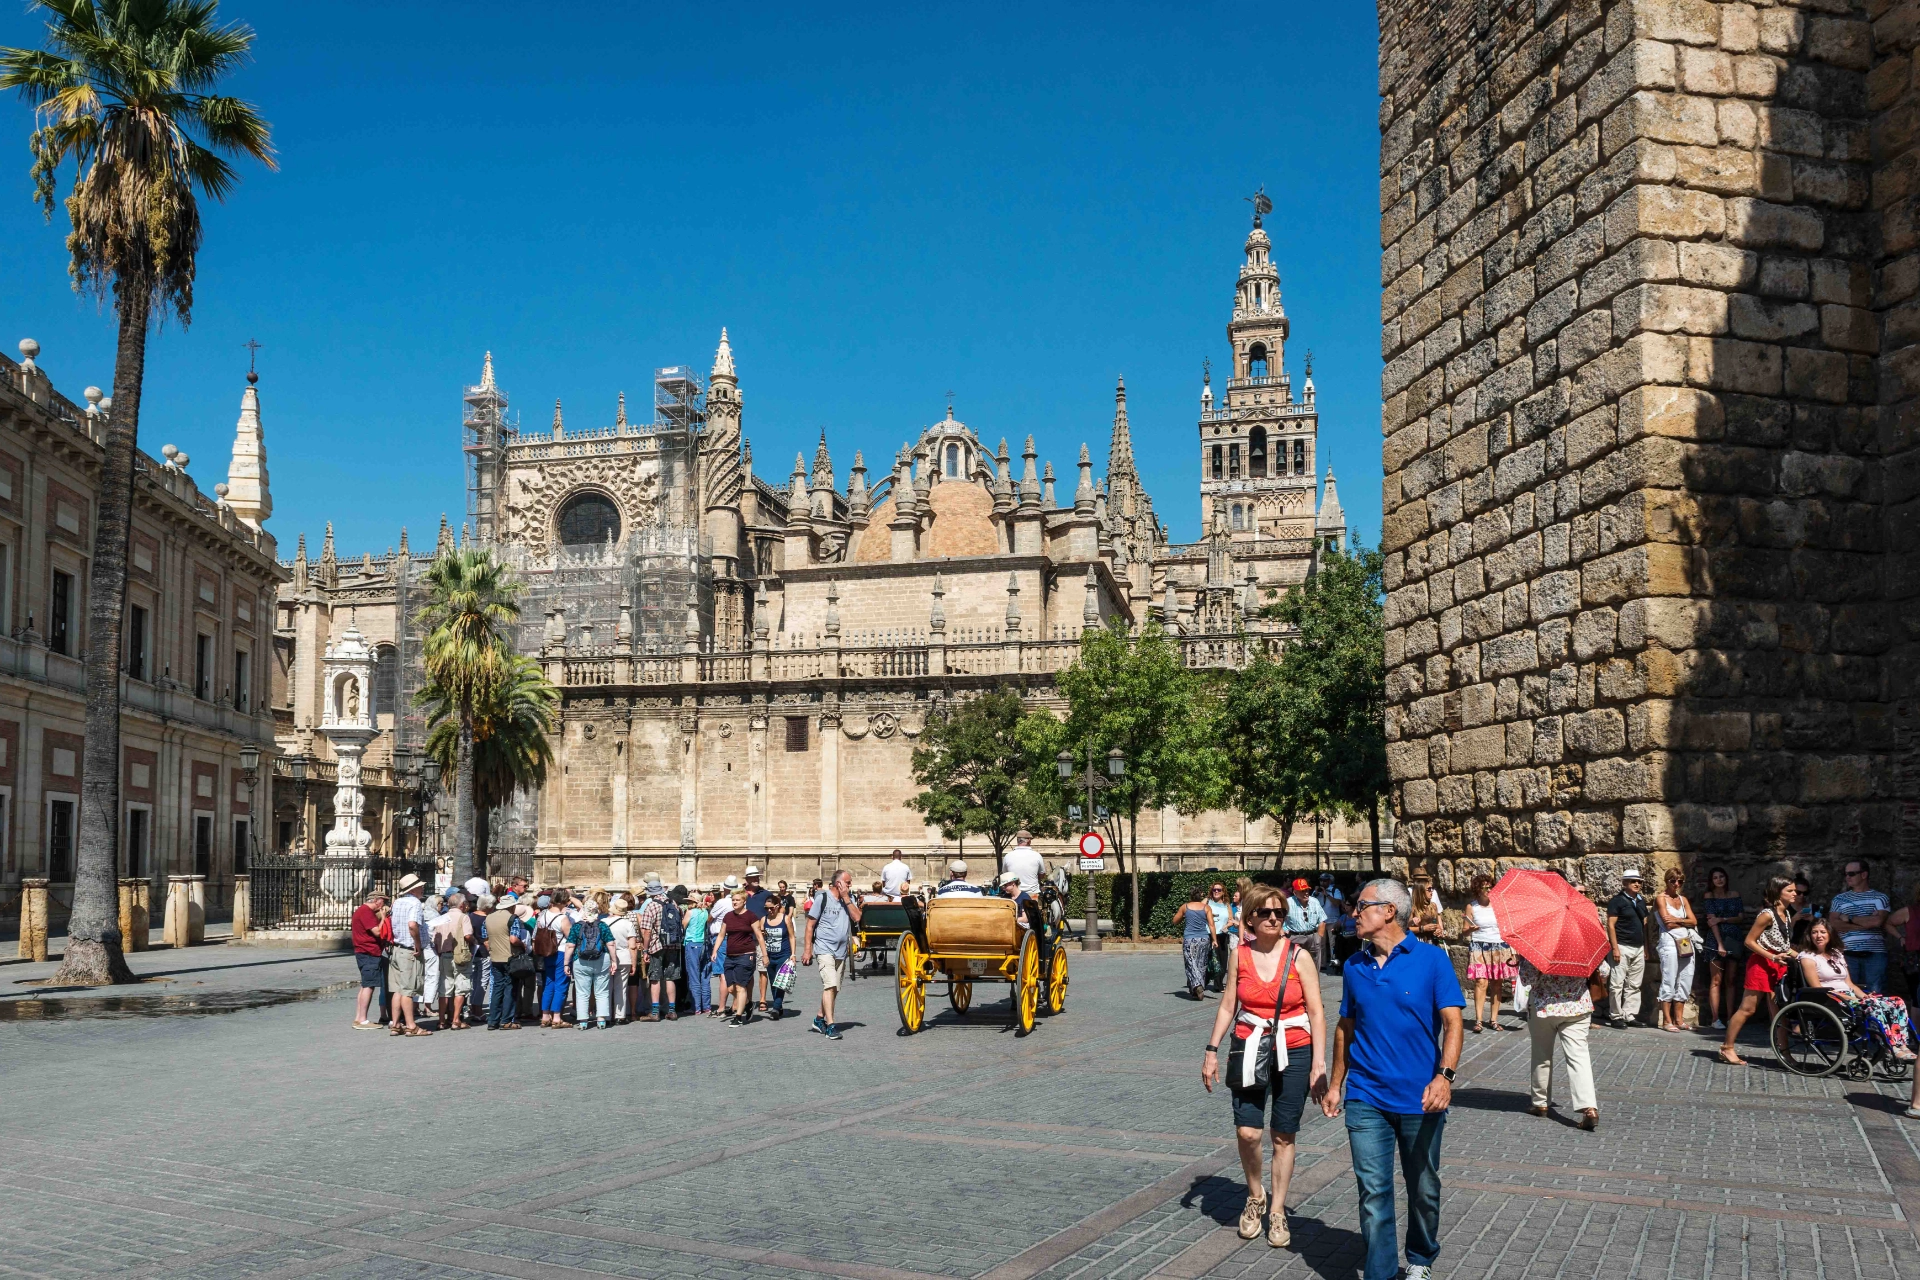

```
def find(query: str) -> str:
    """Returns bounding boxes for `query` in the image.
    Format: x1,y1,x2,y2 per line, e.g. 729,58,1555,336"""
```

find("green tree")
416,548,523,884
1268,544,1388,869
908,688,1064,863
1220,651,1322,868
3,0,274,984
420,651,556,872
1058,620,1225,939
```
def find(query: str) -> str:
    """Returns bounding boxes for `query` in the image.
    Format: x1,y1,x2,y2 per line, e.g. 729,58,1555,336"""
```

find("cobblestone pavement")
2,952,1918,1279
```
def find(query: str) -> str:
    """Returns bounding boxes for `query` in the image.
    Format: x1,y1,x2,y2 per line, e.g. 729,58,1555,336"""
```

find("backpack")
532,920,559,957
657,898,684,947
575,920,606,960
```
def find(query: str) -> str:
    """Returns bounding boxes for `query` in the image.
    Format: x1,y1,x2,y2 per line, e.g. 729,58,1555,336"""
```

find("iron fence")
249,854,437,931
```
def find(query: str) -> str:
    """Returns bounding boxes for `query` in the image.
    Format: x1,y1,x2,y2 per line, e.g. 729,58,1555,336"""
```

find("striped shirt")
1830,889,1890,953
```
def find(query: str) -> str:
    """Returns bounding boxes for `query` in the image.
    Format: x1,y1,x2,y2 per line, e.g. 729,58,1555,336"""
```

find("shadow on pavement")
0,981,355,1020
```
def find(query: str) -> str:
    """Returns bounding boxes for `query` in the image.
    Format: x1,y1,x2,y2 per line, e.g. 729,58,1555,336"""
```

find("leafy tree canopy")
907,687,1064,860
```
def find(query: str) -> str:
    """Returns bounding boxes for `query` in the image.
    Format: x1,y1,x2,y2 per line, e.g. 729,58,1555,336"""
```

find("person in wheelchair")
1793,918,1917,1061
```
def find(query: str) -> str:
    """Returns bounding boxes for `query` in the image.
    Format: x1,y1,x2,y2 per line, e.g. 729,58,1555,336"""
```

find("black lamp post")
421,755,443,868
1059,745,1126,953
238,744,261,873
288,754,309,852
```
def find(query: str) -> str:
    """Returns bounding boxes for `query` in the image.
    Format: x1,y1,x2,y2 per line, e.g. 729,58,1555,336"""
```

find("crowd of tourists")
1197,859,1920,1280
349,864,866,1040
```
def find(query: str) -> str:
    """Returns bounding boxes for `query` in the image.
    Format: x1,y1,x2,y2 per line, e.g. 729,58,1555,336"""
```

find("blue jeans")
766,946,791,1012
539,953,568,1013
1345,1100,1445,1280
1846,950,1888,995
488,961,514,1027
686,942,711,1012
573,955,612,1023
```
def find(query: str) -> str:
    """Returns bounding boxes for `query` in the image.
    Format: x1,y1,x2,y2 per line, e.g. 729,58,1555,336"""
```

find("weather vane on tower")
1245,186,1272,229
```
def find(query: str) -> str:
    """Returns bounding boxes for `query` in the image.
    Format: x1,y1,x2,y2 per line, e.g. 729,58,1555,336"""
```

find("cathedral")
269,212,1360,885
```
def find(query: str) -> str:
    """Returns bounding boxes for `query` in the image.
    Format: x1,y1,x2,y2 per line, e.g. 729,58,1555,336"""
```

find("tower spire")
224,366,271,531
1107,375,1135,479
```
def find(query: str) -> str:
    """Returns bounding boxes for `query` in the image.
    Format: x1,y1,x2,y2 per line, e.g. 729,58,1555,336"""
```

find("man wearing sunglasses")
1321,878,1464,1280
1831,859,1891,994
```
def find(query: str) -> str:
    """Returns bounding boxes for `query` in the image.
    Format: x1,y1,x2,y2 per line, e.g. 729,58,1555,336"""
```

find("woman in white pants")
419,895,445,1019
1654,869,1699,1032
607,897,638,1024
1517,953,1598,1131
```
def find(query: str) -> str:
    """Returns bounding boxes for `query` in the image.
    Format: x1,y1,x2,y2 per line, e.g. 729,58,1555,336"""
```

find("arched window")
946,443,959,477
1293,439,1307,475
1249,426,1267,478
1228,443,1241,479
557,491,621,546
1211,444,1223,480
1231,504,1243,530
1248,344,1268,379
372,644,398,719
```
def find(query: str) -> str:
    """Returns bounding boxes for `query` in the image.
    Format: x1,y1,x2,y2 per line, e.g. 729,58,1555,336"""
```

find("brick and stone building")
0,341,283,925
1377,0,1920,906
278,221,1362,885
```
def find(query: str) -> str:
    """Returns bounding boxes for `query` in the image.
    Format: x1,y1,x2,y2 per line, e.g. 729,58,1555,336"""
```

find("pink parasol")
1488,869,1609,977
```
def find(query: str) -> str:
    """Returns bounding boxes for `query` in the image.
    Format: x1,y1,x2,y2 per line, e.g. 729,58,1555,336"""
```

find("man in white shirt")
880,851,913,898
387,874,429,1035
1000,830,1047,896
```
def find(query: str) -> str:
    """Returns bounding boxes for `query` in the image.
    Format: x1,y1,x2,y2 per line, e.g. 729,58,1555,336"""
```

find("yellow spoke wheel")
895,932,926,1034
1015,934,1040,1036
1046,945,1069,1015
950,977,973,1015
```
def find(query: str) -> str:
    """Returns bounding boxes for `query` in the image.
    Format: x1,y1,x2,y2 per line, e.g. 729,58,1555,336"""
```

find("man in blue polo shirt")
1321,877,1464,1280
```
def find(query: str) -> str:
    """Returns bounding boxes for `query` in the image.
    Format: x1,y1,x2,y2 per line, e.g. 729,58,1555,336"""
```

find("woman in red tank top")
1202,879,1328,1250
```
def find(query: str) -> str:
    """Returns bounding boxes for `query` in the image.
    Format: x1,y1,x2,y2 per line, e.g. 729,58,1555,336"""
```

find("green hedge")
1066,870,1378,938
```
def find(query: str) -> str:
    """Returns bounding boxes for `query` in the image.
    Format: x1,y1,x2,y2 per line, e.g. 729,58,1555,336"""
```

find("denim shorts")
355,953,385,988
723,950,758,986
1228,1043,1313,1134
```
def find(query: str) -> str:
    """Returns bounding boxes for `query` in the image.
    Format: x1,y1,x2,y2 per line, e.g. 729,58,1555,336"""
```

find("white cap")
948,859,967,875
463,876,489,897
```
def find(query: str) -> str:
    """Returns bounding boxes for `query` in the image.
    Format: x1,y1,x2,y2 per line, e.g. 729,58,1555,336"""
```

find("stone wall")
1379,0,1920,905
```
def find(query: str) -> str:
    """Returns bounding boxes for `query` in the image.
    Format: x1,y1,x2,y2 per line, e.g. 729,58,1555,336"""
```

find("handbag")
1224,942,1294,1090
773,957,796,991
507,950,535,975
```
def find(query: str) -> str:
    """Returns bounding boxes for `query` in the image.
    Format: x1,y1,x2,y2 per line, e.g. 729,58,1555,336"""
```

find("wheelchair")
1768,969,1915,1082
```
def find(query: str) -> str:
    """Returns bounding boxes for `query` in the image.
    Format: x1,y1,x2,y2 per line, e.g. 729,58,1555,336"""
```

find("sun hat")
395,873,425,895
744,865,763,878
535,893,553,908
722,874,742,890
463,876,489,898
1621,868,1644,881
998,870,1021,887
643,871,664,890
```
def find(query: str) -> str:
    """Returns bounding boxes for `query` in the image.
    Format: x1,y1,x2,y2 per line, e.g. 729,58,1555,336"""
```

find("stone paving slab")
4,951,1920,1279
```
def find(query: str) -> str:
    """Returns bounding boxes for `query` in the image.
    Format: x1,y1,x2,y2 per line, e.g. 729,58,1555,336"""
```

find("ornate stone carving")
871,711,899,739
505,457,661,556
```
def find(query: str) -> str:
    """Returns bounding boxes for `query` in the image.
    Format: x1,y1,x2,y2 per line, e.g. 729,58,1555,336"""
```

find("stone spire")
713,326,735,379
551,398,564,437
398,527,410,557
1019,436,1040,507
702,327,745,549
929,573,946,633
1041,462,1056,510
480,350,496,392
1005,572,1022,635
1082,565,1101,629
1316,469,1345,538
788,452,808,509
223,371,271,530
320,521,338,588
1107,376,1135,480
616,391,627,427
848,450,869,517
436,513,453,557
992,439,1012,508
1074,444,1096,514
293,532,309,591
811,429,834,494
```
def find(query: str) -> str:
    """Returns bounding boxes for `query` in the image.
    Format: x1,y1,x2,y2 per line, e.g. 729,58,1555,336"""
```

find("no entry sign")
1077,830,1106,871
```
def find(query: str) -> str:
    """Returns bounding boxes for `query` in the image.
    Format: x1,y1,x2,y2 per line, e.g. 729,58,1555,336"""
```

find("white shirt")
390,893,425,951
1001,845,1046,895
1468,901,1502,945
609,917,638,965
936,880,986,898
881,858,913,896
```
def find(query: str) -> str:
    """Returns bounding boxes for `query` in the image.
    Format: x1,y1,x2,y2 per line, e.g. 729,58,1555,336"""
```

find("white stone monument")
319,617,376,901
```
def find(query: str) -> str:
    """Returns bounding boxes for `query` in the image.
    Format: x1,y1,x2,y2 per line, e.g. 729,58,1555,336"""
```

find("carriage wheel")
1015,934,1040,1036
1770,1000,1848,1076
895,932,926,1035
950,978,973,1016
1045,946,1069,1015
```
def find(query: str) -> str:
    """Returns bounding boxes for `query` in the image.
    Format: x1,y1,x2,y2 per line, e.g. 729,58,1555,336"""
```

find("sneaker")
729,1015,745,1027
578,1022,593,1031
824,1025,843,1040
596,1020,608,1030
1237,1193,1266,1239
811,1016,828,1035
1405,1266,1433,1280
1267,1212,1289,1248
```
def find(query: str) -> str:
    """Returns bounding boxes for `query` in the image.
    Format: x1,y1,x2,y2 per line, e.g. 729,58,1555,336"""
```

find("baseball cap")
1291,878,1311,892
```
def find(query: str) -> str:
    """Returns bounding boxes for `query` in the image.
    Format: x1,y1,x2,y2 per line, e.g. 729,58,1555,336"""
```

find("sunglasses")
1251,907,1288,921
1354,899,1393,912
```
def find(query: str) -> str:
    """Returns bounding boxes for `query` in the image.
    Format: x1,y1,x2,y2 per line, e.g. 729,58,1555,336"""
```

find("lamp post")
238,744,262,873
1059,745,1125,953
422,755,443,870
288,755,309,853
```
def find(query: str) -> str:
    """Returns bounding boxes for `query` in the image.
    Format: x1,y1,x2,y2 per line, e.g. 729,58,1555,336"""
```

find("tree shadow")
1444,1085,1534,1114
1181,1172,1247,1225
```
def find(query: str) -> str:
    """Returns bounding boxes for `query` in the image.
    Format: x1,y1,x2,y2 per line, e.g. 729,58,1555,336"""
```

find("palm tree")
420,652,556,873
416,548,522,884
3,0,274,984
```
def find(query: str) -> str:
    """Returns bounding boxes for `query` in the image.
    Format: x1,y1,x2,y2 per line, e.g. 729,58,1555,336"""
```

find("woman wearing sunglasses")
1202,879,1328,1249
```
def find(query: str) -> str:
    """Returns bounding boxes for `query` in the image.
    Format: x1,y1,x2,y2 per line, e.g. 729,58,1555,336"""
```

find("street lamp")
238,744,262,873
288,754,309,853
1061,745,1125,952
421,756,443,868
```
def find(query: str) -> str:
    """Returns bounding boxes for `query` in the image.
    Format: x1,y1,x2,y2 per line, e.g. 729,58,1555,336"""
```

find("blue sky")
0,2,1381,557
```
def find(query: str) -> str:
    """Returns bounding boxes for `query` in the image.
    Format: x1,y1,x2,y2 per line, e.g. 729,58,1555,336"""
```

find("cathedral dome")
852,478,999,563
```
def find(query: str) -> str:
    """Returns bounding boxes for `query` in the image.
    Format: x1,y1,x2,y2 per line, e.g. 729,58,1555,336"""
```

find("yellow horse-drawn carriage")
894,891,1069,1035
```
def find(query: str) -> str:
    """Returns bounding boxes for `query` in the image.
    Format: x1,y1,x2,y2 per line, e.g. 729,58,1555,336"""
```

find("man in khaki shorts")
804,869,863,1041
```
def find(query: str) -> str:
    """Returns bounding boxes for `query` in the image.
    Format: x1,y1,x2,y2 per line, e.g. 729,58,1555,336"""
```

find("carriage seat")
926,896,1019,954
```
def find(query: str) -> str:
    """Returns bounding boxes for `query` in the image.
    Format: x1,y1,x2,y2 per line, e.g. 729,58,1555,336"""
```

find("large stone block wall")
1379,0,1920,898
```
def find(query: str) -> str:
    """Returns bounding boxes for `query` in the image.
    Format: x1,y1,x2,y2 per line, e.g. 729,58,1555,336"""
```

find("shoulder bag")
1225,942,1294,1090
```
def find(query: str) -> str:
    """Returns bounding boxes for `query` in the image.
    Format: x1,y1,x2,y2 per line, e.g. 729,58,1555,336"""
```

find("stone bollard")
17,878,48,962
188,875,207,946
118,879,138,951
231,875,250,942
163,875,193,948
131,880,151,951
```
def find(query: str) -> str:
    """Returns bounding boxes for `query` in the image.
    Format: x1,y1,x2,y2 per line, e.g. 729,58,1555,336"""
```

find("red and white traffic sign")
1077,830,1106,870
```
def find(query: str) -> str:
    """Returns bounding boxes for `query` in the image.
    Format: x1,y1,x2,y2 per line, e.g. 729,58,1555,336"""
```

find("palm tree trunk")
476,805,491,879
55,288,148,985
454,710,476,884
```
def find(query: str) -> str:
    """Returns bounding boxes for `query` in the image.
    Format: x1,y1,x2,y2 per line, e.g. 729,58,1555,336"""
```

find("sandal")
1471,1023,1484,1035
1903,1107,1920,1119
389,1027,406,1037
1717,1048,1747,1067
405,1027,432,1036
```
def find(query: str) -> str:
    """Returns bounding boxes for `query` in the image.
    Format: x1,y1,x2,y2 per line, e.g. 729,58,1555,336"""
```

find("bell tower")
1197,192,1321,543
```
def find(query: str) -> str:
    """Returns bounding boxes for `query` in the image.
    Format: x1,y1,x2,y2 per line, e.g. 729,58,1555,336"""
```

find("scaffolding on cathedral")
463,353,514,544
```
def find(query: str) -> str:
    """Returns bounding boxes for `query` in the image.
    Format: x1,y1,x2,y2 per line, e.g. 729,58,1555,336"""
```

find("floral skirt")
1182,937,1211,991
1467,940,1517,981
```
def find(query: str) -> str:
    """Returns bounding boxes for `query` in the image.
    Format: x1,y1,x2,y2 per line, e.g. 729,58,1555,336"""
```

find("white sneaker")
1404,1266,1433,1280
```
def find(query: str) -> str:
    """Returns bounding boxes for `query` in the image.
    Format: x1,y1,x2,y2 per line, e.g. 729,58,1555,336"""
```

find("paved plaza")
3,949,1920,1280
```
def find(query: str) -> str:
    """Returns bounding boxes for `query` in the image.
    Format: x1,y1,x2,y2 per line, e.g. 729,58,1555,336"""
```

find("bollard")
131,880,151,951
17,878,48,961
187,874,207,946
118,879,137,951
164,875,193,947
231,874,250,942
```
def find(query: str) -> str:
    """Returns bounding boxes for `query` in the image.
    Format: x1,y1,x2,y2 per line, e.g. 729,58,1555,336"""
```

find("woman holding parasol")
1491,869,1608,1130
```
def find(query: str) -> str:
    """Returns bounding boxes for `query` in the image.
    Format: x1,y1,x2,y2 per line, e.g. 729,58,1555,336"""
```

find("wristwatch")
1437,1067,1456,1083
1204,1044,1219,1054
